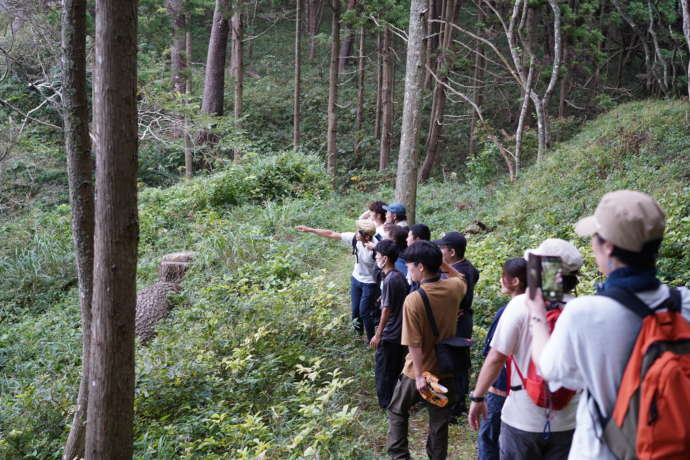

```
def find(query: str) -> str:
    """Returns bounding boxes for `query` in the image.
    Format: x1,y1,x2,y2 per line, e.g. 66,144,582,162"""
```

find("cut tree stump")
135,251,196,342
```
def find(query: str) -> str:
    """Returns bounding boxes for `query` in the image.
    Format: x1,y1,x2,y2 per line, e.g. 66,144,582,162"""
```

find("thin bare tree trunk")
85,0,139,456
419,0,457,182
394,0,426,224
468,9,485,158
293,0,302,149
423,0,442,90
681,0,690,100
168,0,187,93
354,26,365,156
558,44,567,118
201,0,230,116
231,6,243,161
326,0,340,175
379,27,392,170
61,0,94,458
184,15,193,179
514,56,534,179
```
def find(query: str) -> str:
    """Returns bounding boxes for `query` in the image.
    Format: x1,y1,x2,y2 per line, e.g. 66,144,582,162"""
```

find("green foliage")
1,100,689,458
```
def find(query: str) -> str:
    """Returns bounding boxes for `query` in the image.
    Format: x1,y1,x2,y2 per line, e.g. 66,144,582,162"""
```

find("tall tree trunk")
293,0,302,149
201,0,230,116
379,27,392,170
85,0,139,457
231,6,243,161
419,0,457,182
394,0,426,224
423,0,442,90
467,10,485,158
558,44,567,118
338,0,356,72
374,29,383,140
681,0,690,101
514,56,535,180
354,26,365,157
168,0,187,93
326,0,340,175
184,14,193,179
307,0,324,61
61,1,94,458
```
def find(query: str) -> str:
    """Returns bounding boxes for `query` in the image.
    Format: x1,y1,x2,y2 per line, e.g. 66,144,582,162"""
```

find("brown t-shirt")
401,272,467,379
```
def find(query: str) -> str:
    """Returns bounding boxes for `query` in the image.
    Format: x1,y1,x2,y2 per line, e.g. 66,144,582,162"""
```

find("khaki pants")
386,374,455,460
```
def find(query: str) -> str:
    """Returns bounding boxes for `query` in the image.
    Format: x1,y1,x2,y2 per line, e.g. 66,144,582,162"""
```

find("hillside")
0,100,689,459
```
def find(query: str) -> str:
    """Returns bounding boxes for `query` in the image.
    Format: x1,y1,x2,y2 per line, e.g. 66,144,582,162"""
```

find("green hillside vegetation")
1,100,689,458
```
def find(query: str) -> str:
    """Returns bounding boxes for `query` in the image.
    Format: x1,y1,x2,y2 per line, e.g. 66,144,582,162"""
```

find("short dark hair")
375,239,399,263
401,240,442,273
502,258,527,294
369,200,387,222
596,234,662,270
439,233,467,259
388,225,409,252
409,224,431,241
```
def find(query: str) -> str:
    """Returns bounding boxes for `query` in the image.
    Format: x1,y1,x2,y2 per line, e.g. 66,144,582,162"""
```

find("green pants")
386,374,455,460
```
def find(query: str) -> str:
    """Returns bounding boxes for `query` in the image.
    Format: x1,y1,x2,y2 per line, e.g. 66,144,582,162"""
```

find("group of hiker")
297,190,690,460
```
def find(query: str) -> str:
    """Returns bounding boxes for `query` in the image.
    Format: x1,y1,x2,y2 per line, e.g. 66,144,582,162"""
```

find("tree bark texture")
184,14,193,179
231,7,243,161
354,26,365,156
467,10,485,159
326,0,340,176
61,1,94,458
167,0,187,94
682,0,690,101
374,30,382,140
379,26,392,170
338,0,357,72
306,0,324,61
201,0,230,116
85,0,139,457
419,0,458,182
423,0,442,90
293,0,302,149
394,0,426,224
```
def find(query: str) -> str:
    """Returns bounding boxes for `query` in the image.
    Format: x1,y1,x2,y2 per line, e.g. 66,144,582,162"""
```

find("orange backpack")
507,305,577,411
594,287,690,460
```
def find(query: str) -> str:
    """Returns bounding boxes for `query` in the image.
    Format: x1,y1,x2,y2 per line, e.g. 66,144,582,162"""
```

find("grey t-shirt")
381,269,409,343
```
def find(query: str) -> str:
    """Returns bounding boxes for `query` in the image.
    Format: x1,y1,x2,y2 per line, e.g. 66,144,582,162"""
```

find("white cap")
524,238,584,275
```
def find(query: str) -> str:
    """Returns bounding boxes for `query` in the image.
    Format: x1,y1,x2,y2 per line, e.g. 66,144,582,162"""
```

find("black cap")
433,232,467,253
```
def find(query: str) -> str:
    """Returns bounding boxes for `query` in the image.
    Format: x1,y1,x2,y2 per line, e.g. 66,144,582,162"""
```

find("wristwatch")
469,393,485,403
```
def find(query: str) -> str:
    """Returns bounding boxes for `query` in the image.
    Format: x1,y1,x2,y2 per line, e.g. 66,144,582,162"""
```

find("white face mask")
376,257,387,269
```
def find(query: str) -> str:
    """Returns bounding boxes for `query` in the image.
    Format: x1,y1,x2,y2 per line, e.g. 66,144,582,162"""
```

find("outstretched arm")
296,225,342,240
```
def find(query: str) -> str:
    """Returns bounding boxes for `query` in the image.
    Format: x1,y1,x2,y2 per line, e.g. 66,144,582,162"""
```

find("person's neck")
420,272,440,282
447,257,462,265
383,264,395,274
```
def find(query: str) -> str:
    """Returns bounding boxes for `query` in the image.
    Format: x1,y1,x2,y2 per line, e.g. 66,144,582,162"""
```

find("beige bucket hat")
356,219,376,236
574,190,665,252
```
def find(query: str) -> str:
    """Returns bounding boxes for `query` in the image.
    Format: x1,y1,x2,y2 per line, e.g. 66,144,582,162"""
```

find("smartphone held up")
527,253,564,304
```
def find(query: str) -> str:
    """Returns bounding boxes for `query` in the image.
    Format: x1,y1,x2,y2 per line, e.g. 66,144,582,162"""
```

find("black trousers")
499,422,574,460
375,340,407,409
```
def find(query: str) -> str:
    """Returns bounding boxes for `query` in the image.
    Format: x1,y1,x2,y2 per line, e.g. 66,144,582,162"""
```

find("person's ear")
603,240,615,257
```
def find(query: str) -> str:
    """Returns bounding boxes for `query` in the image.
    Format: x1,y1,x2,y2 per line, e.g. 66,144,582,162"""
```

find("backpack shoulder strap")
597,286,653,318
667,287,682,313
418,287,440,338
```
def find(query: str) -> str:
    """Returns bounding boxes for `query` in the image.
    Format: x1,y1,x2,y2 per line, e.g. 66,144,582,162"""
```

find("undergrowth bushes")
0,101,688,458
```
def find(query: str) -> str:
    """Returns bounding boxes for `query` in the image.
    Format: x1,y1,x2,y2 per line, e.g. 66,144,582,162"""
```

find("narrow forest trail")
326,251,478,459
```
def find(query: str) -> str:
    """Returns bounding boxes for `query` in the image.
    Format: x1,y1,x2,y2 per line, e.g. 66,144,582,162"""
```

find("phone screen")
540,256,564,302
